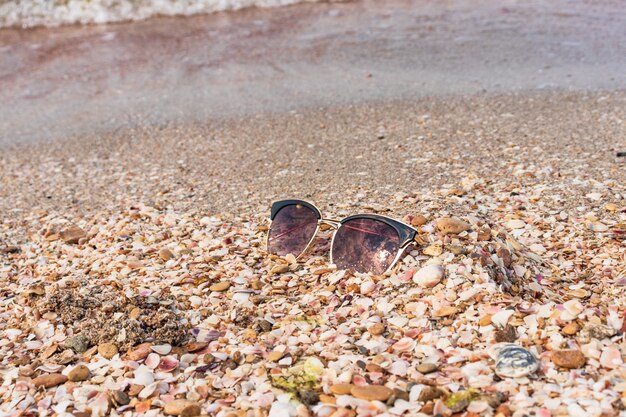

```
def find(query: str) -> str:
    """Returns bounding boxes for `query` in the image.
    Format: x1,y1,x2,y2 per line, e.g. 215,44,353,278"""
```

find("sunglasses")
266,199,419,275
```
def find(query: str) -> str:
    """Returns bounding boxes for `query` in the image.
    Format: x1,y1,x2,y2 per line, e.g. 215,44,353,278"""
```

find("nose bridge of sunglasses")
319,219,341,230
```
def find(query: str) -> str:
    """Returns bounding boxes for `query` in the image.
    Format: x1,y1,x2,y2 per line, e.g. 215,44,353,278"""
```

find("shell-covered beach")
1,0,626,416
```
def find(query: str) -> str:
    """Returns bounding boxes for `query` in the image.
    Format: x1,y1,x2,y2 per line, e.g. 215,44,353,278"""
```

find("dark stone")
494,325,517,343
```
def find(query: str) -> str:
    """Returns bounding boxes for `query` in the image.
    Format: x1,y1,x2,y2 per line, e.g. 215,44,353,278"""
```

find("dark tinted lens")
331,218,400,274
268,204,318,257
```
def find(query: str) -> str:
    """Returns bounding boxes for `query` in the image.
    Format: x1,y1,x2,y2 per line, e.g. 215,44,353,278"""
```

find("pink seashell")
352,374,367,386
145,353,160,369
536,408,552,417
600,347,623,369
399,269,416,282
433,399,448,415
160,394,176,403
392,337,416,353
404,328,420,338
158,356,180,372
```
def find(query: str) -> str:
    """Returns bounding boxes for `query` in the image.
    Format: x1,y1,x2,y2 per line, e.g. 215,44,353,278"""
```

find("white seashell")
188,296,203,307
387,315,409,328
133,366,154,385
491,310,514,328
413,265,444,288
180,352,196,363
360,281,376,295
505,219,526,229
389,360,408,376
151,344,172,355
138,382,158,399
600,348,623,369
563,300,583,318
467,401,489,413
145,353,160,369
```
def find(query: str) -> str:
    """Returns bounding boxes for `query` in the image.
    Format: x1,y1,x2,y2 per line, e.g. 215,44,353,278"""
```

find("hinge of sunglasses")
319,219,341,230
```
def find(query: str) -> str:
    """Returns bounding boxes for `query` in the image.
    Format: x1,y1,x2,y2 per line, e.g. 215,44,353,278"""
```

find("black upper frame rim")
270,199,321,220
340,214,416,247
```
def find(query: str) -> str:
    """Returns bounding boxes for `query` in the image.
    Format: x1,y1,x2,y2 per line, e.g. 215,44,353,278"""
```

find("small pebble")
163,399,201,416
330,384,354,395
416,363,439,374
209,281,230,292
551,349,586,369
436,217,470,234
98,343,118,359
350,385,393,401
33,373,68,388
368,323,385,335
413,265,444,287
67,364,90,382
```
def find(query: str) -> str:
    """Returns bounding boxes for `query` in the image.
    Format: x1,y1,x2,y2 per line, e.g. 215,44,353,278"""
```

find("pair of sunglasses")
266,199,419,275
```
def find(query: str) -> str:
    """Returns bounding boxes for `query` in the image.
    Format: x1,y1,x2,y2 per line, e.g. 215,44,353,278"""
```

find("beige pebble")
423,244,443,256
59,224,87,244
368,323,385,336
330,383,355,395
411,215,428,226
436,217,470,235
350,385,393,401
478,315,493,326
33,373,68,388
209,281,231,292
98,343,118,359
416,363,439,374
562,322,580,336
551,350,586,369
268,350,284,362
605,203,618,212
159,248,175,261
68,364,90,382
163,399,201,416
433,306,457,317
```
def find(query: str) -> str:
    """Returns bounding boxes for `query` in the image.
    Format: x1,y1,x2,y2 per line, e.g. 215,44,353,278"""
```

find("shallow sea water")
0,0,322,28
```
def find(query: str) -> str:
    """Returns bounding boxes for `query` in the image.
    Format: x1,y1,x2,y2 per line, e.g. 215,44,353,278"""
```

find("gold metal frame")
266,200,419,274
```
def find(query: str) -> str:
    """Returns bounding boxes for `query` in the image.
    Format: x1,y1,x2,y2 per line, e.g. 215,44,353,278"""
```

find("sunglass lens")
268,204,318,257
331,218,401,274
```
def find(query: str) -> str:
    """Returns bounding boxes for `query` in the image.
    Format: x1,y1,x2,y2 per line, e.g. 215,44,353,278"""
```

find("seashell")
138,382,158,399
399,269,415,282
360,281,376,295
505,219,526,229
392,337,416,353
413,265,444,288
562,300,583,319
133,366,155,385
144,353,160,369
158,356,180,372
151,344,172,355
128,343,152,361
600,347,623,369
389,360,408,376
493,343,539,378
491,310,515,328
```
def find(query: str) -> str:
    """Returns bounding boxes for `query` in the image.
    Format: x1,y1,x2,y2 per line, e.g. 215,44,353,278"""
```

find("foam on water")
0,0,320,28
